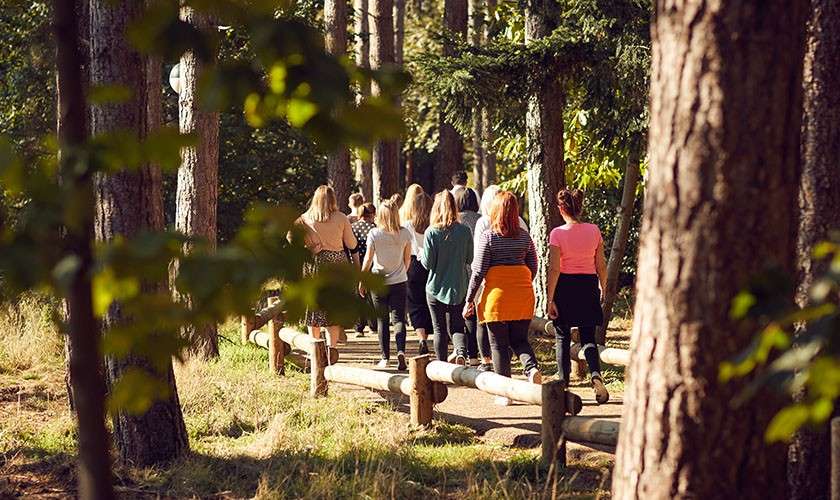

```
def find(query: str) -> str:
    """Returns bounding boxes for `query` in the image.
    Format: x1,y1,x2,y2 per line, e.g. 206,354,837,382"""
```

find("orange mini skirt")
477,265,535,323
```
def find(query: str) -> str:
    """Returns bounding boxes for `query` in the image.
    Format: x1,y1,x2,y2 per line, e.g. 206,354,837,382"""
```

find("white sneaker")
527,368,542,385
376,358,389,368
494,396,511,406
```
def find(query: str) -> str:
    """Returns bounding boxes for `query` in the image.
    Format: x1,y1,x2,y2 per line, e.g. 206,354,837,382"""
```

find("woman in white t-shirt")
359,200,413,371
400,186,433,355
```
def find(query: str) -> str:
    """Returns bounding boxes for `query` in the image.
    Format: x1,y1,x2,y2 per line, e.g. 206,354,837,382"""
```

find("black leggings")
485,319,538,378
427,295,466,361
554,324,602,383
372,282,407,359
465,316,491,360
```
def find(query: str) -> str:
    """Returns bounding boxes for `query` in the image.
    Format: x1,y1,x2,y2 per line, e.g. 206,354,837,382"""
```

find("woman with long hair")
351,203,377,337
455,188,483,365
348,193,365,223
420,191,473,364
300,185,358,360
464,190,541,405
401,185,433,354
546,189,609,404
359,200,412,370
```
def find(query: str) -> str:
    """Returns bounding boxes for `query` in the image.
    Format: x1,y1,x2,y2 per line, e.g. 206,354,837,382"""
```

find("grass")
0,294,620,498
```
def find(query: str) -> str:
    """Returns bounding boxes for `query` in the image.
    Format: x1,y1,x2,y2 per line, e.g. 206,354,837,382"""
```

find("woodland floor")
0,295,631,499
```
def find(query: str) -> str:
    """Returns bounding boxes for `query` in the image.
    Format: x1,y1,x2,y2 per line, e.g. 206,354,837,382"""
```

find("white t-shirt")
404,222,425,256
367,227,412,285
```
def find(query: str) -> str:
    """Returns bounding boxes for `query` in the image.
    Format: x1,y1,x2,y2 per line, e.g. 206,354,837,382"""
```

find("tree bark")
394,0,406,193
354,0,373,201
90,0,189,467
789,1,840,498
436,0,467,192
175,6,219,360
524,0,563,318
612,1,808,498
598,139,642,344
326,0,353,211
479,0,496,191
370,0,399,202
469,0,484,191
55,0,114,497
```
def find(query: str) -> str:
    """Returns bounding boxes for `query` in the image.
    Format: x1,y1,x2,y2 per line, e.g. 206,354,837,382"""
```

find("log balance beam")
529,317,630,367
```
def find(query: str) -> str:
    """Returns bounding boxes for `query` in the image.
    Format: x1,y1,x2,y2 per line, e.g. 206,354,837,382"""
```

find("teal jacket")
420,223,474,305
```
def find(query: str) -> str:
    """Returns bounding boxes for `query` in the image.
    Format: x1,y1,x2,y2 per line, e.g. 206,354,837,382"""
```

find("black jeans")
465,314,491,360
372,282,407,359
554,323,601,383
427,294,467,361
485,319,538,378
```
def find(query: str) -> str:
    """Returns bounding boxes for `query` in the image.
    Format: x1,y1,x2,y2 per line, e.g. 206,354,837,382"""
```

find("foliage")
722,236,840,442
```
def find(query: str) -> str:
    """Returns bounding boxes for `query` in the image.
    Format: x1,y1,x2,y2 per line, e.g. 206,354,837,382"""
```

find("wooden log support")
267,318,284,376
426,361,542,405
529,317,557,336
570,342,630,367
432,382,448,404
541,380,566,468
253,299,285,330
325,364,412,395
278,327,319,352
310,339,328,398
241,315,255,344
565,391,583,415
561,416,619,448
409,355,433,427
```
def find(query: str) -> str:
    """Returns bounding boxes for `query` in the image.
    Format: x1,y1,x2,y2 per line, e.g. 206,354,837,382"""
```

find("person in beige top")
300,186,358,359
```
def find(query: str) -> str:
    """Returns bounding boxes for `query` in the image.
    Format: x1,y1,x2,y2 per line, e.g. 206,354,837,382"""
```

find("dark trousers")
372,282,407,359
427,295,467,361
465,315,491,360
554,323,601,383
485,319,538,378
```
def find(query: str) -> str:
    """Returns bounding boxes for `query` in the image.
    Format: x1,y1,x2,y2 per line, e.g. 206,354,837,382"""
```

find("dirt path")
331,329,623,458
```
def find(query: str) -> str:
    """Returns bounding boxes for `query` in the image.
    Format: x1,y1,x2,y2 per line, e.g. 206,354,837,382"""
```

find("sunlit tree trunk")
326,0,353,210
394,0,406,191
174,6,219,360
370,0,399,201
612,0,808,497
524,0,563,318
55,0,113,497
91,0,189,467
354,0,373,201
480,0,496,190
436,0,467,192
469,0,484,190
788,0,840,497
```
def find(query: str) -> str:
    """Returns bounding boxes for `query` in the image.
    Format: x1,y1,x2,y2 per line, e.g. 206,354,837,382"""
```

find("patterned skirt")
304,249,348,327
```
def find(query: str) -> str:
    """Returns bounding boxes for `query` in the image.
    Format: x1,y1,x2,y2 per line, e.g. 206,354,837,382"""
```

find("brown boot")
592,374,609,405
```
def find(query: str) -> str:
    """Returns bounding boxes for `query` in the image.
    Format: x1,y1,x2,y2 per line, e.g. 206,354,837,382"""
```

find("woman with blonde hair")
348,193,365,223
359,200,413,370
402,186,433,354
420,191,473,364
300,185,358,360
464,190,541,405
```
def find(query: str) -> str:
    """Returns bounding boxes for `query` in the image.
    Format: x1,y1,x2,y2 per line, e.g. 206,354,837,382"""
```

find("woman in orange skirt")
463,190,541,405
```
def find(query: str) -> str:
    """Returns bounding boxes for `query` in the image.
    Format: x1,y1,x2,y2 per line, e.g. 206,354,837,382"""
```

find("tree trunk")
469,0,484,191
175,6,219,360
326,0,352,211
612,1,808,498
394,0,406,193
354,0,373,201
524,0,563,318
479,0,496,191
789,1,840,498
370,0,399,202
436,0,467,192
55,1,114,497
90,0,189,467
597,139,642,344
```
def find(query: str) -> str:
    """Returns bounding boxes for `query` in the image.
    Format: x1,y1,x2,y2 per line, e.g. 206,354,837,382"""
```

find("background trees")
325,0,353,209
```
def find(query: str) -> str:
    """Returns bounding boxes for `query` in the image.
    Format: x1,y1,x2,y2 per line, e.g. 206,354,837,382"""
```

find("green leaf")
92,267,140,317
730,291,756,319
766,404,810,442
287,98,318,127
107,368,170,415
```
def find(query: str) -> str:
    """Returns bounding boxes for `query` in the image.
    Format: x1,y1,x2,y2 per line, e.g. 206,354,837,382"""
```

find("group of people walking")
297,171,610,406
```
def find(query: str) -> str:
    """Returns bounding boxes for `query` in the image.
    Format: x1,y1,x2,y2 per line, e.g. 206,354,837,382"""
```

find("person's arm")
419,230,435,270
342,217,360,266
465,233,490,304
596,239,607,300
524,235,538,279
547,244,562,319
464,228,473,266
403,240,411,273
359,233,375,296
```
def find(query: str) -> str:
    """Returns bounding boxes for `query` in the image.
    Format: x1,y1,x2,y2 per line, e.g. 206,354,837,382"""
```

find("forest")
0,0,838,498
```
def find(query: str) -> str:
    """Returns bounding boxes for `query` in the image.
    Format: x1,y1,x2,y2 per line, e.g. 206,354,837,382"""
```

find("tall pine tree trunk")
436,0,467,192
90,0,189,467
354,0,373,201
788,0,840,497
479,0,496,190
394,0,406,191
370,0,399,201
175,6,219,360
612,1,808,497
326,0,352,210
468,0,484,190
598,138,642,344
524,0,563,318
55,0,113,497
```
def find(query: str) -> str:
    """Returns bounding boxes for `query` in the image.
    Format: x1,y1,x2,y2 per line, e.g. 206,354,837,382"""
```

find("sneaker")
355,330,366,338
376,358,389,369
477,363,494,373
494,396,511,406
455,355,467,366
527,368,542,385
447,351,457,363
592,375,610,404
418,340,429,356
469,358,479,367
397,352,407,371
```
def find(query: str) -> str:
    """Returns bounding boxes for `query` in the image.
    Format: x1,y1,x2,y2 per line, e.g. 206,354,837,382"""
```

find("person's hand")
548,302,558,320
358,283,366,297
600,287,606,302
463,302,475,319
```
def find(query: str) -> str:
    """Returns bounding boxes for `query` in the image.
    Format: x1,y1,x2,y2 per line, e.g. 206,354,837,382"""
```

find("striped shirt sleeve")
466,231,491,304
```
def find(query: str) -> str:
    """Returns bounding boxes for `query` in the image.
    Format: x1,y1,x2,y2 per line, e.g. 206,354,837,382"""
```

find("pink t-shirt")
548,223,602,274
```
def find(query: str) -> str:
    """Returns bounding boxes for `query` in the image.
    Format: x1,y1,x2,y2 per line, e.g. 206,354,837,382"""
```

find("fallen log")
570,343,630,367
562,416,619,448
426,361,542,405
323,363,447,404
253,299,284,330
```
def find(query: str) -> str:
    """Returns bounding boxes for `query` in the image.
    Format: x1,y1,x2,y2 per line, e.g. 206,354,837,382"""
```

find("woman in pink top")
546,189,609,404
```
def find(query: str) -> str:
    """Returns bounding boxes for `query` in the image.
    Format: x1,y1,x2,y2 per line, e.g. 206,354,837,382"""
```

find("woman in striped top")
464,190,541,405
